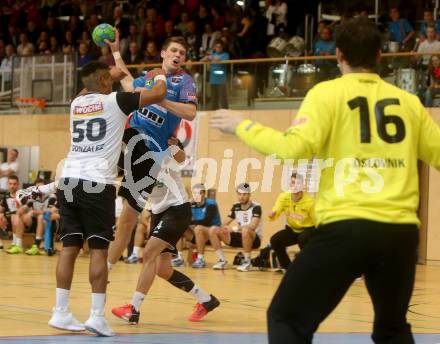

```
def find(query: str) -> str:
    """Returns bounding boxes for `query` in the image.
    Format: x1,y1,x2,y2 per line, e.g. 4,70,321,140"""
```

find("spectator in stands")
197,4,211,30
37,31,49,48
66,15,83,42
184,183,222,269
37,40,50,54
220,28,239,59
314,26,337,81
146,7,165,40
388,7,415,51
0,45,15,90
77,42,92,67
26,21,40,46
419,9,440,41
127,24,142,52
185,20,201,61
7,25,19,48
143,40,161,64
0,40,5,62
113,6,130,38
202,39,230,109
79,30,92,47
17,33,34,56
208,183,263,272
49,36,60,53
135,7,147,35
98,45,115,66
44,16,61,41
425,55,440,107
211,5,225,32
0,149,19,193
124,42,143,75
62,30,75,53
417,26,440,66
200,23,221,57
265,0,288,37
164,19,182,42
176,12,190,35
144,21,159,48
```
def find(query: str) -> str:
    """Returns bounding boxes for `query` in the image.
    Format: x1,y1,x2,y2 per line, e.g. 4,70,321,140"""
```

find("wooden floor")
1,246,440,342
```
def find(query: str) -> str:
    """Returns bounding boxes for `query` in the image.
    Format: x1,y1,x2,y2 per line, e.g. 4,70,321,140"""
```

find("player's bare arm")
159,99,196,121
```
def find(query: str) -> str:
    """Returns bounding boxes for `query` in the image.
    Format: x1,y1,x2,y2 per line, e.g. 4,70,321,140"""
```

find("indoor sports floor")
1,250,440,343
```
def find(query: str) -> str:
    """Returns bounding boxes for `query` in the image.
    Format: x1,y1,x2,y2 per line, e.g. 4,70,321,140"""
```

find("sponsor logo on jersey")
145,78,153,87
74,102,103,117
171,76,183,84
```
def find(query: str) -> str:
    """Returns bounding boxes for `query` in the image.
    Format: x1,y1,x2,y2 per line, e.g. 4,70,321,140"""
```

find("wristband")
154,74,166,82
112,51,121,60
169,145,180,156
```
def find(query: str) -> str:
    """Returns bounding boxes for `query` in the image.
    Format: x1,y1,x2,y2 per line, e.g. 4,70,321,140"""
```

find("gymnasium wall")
1,109,440,262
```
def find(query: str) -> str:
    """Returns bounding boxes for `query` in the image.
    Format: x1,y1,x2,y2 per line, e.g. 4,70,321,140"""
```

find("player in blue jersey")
106,31,198,268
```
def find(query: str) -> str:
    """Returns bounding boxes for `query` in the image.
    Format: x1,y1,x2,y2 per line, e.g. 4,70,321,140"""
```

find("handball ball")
92,23,115,47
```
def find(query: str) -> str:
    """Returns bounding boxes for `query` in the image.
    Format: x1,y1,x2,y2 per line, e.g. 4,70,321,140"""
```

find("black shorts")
229,231,261,249
149,202,192,255
25,216,38,233
118,128,159,213
56,178,116,245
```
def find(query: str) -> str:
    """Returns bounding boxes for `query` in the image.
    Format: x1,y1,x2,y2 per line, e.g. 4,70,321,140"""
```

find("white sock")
197,253,204,260
12,234,16,245
189,285,211,303
55,288,70,311
131,291,145,311
16,238,22,248
177,251,183,259
244,252,251,261
91,293,106,314
107,261,113,271
133,246,141,257
215,249,225,261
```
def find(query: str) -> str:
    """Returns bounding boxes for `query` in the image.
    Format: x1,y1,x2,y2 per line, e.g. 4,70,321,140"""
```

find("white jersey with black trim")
61,92,127,185
149,154,188,214
228,201,263,238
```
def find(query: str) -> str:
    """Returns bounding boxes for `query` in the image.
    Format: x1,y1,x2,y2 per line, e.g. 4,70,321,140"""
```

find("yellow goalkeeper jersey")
237,73,440,226
270,192,315,232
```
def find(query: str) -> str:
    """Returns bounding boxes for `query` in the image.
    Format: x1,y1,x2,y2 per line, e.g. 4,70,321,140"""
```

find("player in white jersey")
111,137,220,324
47,61,167,337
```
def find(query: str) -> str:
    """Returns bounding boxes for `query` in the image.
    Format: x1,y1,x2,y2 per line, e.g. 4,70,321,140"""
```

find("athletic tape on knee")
167,270,195,292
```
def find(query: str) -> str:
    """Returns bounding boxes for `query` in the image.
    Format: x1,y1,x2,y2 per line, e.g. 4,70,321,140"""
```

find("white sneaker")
84,311,115,337
212,260,227,270
191,257,206,268
237,260,252,272
172,256,185,267
48,308,85,332
125,254,139,264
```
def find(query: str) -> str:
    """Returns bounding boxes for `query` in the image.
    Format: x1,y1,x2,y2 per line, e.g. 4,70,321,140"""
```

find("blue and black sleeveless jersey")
129,69,197,152
191,198,221,227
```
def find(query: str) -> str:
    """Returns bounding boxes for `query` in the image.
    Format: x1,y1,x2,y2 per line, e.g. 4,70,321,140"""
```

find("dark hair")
162,36,187,51
335,17,381,69
214,39,224,47
80,61,109,79
34,178,45,184
8,175,18,182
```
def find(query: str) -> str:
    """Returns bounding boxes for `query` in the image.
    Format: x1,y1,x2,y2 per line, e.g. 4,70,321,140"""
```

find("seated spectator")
49,36,60,53
0,148,19,193
417,26,440,66
419,9,440,41
62,30,75,53
172,183,222,268
143,40,161,64
113,6,130,38
98,46,115,66
256,173,315,272
208,183,262,272
176,12,190,35
144,21,160,48
200,23,221,57
146,7,165,40
6,25,19,48
17,33,34,56
37,41,50,54
388,7,415,51
163,19,182,42
211,5,225,32
0,45,15,90
121,24,142,56
44,16,61,41
37,31,50,48
185,20,201,61
424,55,440,107
77,42,92,67
135,6,147,35
26,21,40,46
202,39,230,110
124,42,143,75
0,176,20,250
197,4,211,30
314,27,338,81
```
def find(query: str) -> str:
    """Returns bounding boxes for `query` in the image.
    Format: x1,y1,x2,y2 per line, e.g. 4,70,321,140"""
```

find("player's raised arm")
159,99,196,121
105,28,134,91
